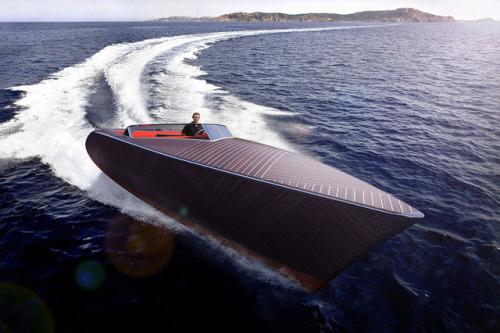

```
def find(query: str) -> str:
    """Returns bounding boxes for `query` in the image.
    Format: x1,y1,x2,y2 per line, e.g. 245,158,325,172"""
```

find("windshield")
203,124,233,140
123,123,233,140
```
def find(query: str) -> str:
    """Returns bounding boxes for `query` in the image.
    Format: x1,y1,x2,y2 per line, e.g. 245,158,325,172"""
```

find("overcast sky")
1,0,499,22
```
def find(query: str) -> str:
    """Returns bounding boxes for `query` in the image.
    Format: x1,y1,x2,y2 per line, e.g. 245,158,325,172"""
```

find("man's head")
192,113,200,123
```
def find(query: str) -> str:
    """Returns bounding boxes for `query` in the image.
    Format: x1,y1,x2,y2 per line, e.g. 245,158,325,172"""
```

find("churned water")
0,21,499,332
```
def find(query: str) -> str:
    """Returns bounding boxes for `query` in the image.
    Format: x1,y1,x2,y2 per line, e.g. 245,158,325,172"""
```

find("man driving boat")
181,112,204,136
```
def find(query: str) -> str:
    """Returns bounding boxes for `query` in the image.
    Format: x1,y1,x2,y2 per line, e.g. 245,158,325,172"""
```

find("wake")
0,25,372,218
0,24,379,289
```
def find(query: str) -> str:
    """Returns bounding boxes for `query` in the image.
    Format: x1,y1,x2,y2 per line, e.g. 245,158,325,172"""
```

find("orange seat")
133,131,184,138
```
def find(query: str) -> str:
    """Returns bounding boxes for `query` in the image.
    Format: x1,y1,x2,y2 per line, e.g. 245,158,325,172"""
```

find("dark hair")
192,112,200,117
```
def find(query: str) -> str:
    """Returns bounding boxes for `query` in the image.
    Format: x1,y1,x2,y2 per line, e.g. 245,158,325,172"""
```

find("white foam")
0,24,379,289
0,25,370,215
148,32,298,151
0,61,100,188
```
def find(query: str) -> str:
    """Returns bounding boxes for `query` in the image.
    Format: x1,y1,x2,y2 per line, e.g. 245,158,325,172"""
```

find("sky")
1,0,499,22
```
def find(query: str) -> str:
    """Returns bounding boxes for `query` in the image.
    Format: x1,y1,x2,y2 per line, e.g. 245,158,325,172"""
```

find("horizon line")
1,8,498,23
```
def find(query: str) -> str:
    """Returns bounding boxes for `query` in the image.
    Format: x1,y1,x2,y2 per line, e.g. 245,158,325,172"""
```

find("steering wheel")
194,128,206,136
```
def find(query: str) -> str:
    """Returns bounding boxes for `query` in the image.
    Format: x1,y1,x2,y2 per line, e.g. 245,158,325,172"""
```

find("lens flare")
105,214,176,278
75,260,106,291
0,283,54,333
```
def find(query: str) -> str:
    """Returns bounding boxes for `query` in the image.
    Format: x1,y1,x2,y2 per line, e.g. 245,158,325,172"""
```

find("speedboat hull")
86,124,423,291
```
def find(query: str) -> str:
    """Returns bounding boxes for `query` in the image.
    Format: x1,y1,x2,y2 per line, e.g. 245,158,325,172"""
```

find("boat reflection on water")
105,214,176,278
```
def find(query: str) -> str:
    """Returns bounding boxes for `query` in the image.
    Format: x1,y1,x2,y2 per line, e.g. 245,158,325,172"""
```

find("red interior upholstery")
129,131,209,139
133,131,184,137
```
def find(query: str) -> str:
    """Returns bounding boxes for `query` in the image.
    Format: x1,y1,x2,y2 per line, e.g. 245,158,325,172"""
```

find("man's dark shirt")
181,122,204,136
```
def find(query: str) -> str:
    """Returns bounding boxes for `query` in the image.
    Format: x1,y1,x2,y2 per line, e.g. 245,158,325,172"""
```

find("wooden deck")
115,132,419,216
87,129,423,291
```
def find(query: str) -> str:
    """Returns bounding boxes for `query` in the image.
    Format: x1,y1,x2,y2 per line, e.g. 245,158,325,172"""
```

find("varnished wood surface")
111,130,419,215
86,130,423,291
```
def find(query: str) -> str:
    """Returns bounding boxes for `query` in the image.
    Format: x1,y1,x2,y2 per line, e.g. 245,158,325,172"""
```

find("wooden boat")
86,123,424,291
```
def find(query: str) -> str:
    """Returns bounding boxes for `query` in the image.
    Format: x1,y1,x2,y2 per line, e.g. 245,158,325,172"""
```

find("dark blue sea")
0,21,499,332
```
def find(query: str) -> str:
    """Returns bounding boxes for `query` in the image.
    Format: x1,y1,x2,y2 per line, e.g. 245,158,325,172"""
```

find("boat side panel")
86,132,404,286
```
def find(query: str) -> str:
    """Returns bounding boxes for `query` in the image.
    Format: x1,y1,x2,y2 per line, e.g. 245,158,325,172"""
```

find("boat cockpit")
121,123,233,141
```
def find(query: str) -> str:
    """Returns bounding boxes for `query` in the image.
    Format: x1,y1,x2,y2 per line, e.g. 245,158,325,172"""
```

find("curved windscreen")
204,124,233,140
123,123,232,140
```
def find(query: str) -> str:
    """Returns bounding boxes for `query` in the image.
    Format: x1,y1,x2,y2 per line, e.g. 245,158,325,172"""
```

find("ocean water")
0,21,499,332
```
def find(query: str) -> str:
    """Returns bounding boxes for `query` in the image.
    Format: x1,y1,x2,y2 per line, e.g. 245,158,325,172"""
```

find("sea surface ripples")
0,21,499,332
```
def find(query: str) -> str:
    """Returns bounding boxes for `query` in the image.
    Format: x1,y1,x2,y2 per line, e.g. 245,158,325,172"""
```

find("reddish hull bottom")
86,131,418,292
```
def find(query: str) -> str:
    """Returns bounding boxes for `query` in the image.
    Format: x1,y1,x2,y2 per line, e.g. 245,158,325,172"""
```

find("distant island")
151,8,455,23
470,18,496,22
